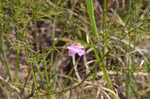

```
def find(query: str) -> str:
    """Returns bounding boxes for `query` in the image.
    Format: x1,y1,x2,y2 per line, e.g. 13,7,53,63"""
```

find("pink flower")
67,43,85,56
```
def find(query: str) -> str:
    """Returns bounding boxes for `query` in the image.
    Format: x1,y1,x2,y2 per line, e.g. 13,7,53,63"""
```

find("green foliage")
0,0,150,99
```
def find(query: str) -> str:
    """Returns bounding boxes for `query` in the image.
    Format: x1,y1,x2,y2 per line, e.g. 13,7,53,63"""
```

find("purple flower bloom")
67,43,85,56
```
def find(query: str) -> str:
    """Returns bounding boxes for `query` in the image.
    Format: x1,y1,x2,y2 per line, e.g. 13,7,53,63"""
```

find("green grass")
0,0,150,99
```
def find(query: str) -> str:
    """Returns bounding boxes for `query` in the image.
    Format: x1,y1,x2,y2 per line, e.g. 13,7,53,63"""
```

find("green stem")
86,0,115,98
30,63,41,99
0,32,13,81
85,0,99,38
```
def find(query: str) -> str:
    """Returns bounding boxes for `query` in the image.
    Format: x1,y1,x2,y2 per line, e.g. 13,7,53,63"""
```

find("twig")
0,76,20,93
97,70,149,76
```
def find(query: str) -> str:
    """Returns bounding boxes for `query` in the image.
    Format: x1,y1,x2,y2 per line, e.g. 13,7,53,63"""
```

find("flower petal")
77,50,85,56
68,50,76,56
67,43,85,56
